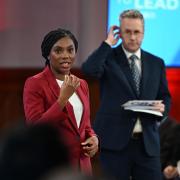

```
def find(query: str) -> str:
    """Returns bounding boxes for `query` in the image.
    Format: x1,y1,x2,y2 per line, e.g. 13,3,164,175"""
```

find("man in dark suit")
82,9,171,180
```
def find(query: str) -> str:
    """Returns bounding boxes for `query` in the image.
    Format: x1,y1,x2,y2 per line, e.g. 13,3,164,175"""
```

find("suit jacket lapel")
75,86,86,132
140,51,150,98
43,66,59,98
66,84,87,133
65,102,79,132
115,45,139,98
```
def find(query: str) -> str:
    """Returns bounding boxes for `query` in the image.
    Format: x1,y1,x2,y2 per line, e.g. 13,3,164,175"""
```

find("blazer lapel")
140,51,151,98
75,86,86,132
44,66,59,98
43,66,79,133
115,45,138,98
65,102,79,132
66,85,88,133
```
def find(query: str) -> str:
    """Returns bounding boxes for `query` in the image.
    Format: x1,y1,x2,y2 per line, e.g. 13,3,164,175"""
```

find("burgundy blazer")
23,66,96,174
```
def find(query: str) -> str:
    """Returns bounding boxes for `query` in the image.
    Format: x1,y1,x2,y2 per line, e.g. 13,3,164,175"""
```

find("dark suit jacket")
23,66,96,174
82,42,171,156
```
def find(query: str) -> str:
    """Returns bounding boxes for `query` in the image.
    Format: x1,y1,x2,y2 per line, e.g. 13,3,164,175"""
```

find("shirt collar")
122,45,141,60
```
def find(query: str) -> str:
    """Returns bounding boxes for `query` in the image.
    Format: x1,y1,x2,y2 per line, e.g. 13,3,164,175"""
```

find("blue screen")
108,0,180,67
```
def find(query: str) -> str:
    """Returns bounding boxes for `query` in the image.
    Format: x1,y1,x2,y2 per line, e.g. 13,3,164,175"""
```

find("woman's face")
49,37,76,77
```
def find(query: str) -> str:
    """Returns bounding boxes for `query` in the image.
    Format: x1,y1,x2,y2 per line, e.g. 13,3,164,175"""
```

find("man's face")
120,18,144,53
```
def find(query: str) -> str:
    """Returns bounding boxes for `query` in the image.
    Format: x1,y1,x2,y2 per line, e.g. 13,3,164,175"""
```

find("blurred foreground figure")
160,118,180,180
0,123,70,180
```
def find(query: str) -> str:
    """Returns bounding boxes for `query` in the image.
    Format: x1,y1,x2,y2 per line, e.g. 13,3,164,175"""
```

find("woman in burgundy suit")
23,28,99,175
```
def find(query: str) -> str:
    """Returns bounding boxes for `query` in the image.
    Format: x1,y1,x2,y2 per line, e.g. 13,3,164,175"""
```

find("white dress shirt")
56,79,83,128
122,46,142,133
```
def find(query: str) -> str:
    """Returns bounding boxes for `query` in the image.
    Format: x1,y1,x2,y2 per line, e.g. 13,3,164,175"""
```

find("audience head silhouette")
0,123,70,180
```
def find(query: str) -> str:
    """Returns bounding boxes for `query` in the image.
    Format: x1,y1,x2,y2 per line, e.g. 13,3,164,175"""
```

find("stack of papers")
122,100,163,116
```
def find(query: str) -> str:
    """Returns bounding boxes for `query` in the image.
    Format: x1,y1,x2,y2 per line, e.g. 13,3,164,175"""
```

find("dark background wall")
0,0,107,68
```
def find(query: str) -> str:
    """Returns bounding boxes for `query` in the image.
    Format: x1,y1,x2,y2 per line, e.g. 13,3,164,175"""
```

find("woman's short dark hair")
41,28,78,65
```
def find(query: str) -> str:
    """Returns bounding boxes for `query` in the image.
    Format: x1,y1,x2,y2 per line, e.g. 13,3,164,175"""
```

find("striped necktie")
129,54,141,95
